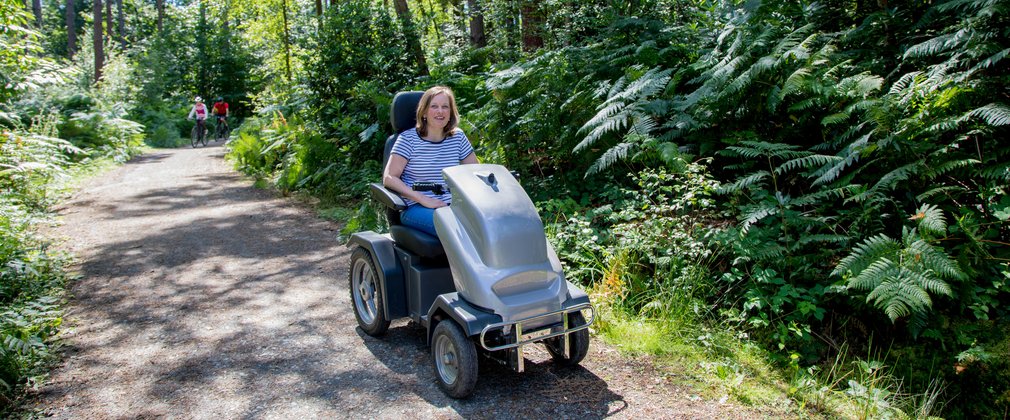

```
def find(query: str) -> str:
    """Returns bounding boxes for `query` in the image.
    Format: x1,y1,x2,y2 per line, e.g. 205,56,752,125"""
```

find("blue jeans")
400,204,438,237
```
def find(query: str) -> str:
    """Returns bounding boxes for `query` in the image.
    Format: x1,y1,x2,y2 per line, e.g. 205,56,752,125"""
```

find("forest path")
36,142,785,418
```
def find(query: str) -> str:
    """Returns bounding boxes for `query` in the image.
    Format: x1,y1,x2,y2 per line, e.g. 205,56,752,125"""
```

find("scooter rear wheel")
431,320,478,399
544,311,590,366
349,247,390,336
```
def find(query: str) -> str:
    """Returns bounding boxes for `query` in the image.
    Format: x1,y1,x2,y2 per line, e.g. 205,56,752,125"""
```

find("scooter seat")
390,225,445,259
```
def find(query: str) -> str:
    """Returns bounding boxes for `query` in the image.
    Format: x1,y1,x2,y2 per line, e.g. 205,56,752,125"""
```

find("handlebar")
412,182,447,195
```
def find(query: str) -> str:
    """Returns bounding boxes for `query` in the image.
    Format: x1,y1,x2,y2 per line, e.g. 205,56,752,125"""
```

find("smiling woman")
381,86,479,237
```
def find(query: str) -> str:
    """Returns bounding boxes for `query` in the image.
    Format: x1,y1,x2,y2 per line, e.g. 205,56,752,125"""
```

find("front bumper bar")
478,303,595,372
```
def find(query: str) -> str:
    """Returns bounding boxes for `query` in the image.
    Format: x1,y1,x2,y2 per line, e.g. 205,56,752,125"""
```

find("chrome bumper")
478,303,594,372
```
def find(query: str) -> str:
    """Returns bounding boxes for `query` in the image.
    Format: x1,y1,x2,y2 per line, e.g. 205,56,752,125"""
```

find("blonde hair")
415,86,460,138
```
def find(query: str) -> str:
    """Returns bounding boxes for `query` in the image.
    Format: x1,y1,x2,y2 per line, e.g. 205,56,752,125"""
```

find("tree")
392,0,428,75
156,0,163,32
94,0,103,82
280,0,292,81
467,0,485,47
30,0,41,28
105,0,112,45
520,1,543,52
117,0,125,48
66,0,76,58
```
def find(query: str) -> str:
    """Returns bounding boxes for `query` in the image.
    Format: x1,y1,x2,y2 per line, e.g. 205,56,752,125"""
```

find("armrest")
370,183,407,211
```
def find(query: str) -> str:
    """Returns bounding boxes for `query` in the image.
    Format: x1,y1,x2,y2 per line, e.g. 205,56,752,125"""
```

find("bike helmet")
216,97,223,102
195,96,203,102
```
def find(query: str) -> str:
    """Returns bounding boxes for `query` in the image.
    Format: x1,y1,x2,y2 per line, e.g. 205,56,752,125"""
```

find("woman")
383,86,478,237
187,96,209,140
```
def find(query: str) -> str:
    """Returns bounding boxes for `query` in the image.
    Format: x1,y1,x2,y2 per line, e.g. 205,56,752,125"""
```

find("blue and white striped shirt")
391,128,474,206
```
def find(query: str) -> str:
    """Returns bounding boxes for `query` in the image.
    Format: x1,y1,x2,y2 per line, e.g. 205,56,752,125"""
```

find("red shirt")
213,102,229,115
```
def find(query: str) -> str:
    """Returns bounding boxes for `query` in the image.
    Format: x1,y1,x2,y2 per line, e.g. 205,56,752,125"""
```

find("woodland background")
1,0,1008,417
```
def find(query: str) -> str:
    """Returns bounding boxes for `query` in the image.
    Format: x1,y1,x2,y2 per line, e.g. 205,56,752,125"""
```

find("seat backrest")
380,91,424,227
383,91,425,166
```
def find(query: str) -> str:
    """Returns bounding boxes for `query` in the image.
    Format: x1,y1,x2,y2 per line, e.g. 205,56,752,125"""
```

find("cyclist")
187,96,209,142
212,97,229,139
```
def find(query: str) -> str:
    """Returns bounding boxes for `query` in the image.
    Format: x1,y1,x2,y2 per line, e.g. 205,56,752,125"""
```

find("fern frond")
725,140,803,160
925,158,980,178
579,102,627,134
967,103,1010,126
575,110,631,152
718,171,771,194
630,115,658,136
811,144,864,187
796,234,849,246
968,47,1009,74
904,33,957,59
775,154,839,175
586,142,634,176
907,239,966,281
912,204,947,237
935,0,1001,14
833,233,901,278
978,162,1010,181
892,72,925,94
739,202,779,236
916,186,965,201
780,67,812,99
870,162,921,193
838,73,884,97
850,257,897,291
792,185,860,206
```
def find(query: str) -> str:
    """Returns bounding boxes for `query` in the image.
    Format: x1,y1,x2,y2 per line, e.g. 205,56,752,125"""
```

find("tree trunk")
520,2,543,52
66,0,76,59
105,0,113,45
315,0,322,16
117,0,125,48
156,0,164,32
467,0,485,47
31,0,42,28
393,0,429,75
94,0,104,82
281,0,293,82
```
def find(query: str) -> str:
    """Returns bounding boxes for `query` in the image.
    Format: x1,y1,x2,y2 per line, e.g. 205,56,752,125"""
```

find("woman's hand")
417,195,448,209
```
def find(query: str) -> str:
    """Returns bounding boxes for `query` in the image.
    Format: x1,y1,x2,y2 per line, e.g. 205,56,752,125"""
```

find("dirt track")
35,142,789,418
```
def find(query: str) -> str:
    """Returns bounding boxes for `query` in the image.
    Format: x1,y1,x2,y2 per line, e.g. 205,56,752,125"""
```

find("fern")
739,202,779,236
911,204,947,237
835,214,966,327
775,154,839,175
718,170,771,194
967,103,1010,126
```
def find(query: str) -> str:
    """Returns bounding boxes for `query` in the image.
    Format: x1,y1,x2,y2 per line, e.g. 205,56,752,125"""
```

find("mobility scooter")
347,91,595,399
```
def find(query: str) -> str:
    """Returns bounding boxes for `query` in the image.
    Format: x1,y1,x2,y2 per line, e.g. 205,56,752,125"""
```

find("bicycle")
191,119,207,147
213,116,230,142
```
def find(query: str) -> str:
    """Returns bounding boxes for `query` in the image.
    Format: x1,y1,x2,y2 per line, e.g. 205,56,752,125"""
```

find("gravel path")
36,143,790,418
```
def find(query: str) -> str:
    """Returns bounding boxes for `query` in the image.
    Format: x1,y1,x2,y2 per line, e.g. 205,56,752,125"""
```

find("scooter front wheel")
349,247,390,336
544,311,590,366
431,320,478,399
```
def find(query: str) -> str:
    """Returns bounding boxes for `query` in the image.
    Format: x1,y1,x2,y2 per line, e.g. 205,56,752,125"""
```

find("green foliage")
548,162,721,320
834,206,967,335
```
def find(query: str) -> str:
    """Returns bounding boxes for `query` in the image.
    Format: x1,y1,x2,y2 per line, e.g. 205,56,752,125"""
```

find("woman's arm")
461,152,478,165
383,155,448,208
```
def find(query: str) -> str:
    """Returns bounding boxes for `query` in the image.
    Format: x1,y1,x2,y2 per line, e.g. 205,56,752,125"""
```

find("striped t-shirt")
390,128,474,206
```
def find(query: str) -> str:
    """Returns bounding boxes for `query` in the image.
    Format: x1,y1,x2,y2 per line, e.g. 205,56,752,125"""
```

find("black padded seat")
379,91,446,259
390,225,445,259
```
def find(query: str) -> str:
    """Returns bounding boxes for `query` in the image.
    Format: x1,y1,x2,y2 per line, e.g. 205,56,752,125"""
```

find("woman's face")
425,93,451,133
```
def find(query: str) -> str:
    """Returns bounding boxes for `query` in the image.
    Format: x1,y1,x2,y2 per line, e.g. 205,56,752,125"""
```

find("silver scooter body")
434,164,568,327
